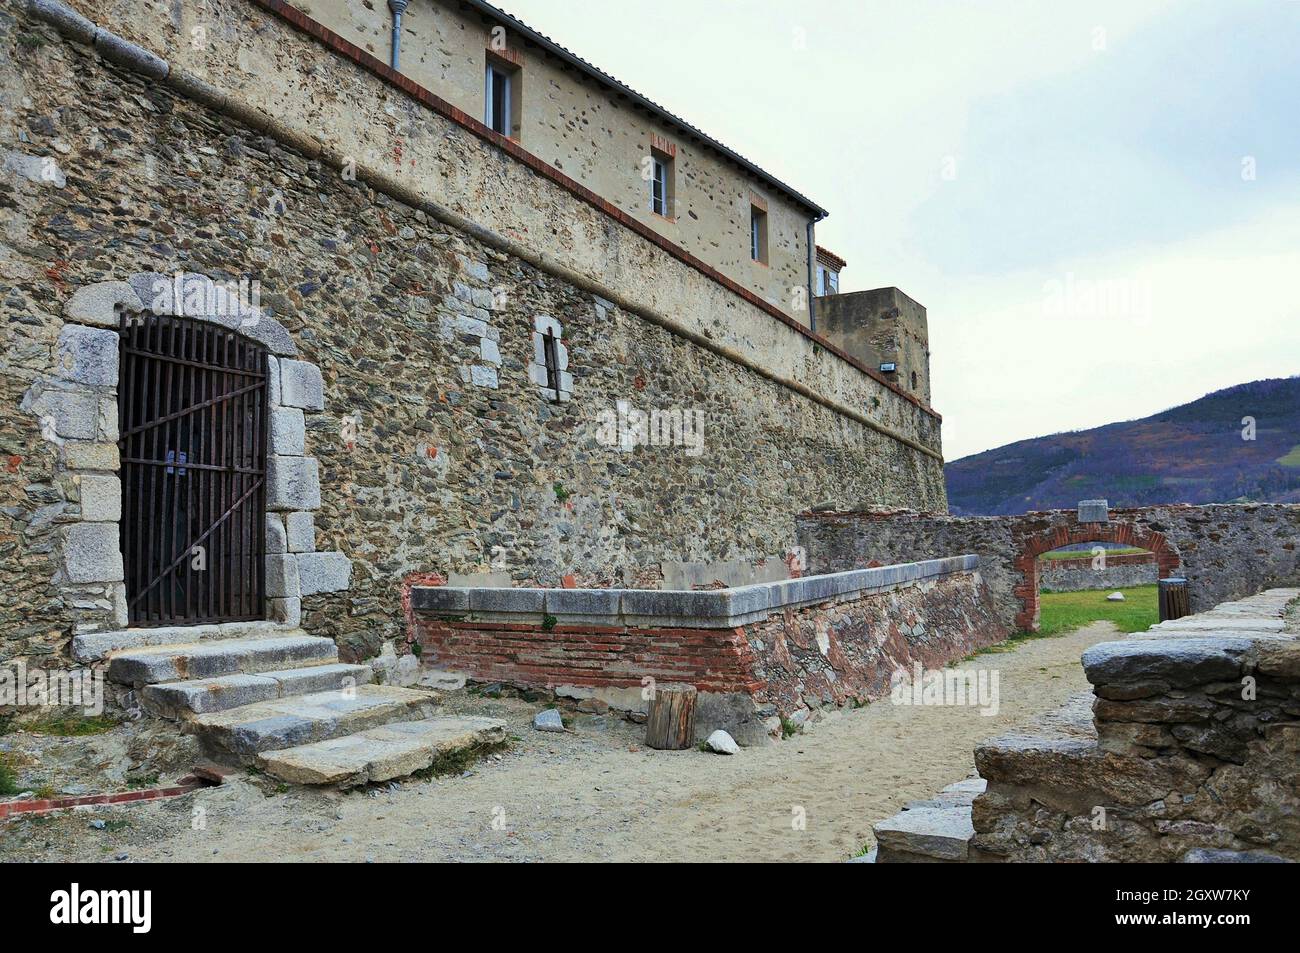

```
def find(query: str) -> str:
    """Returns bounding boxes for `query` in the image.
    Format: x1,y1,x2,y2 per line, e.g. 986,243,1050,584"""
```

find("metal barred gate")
118,313,268,626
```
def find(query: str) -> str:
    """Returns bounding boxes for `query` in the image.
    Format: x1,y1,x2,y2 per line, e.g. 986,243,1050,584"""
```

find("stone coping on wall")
411,554,979,629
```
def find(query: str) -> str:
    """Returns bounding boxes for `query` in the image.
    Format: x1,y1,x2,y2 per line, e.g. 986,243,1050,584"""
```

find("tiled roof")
816,245,847,270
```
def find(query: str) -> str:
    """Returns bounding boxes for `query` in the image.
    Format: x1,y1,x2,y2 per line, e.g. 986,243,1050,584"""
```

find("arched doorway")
118,312,269,626
1012,522,1181,631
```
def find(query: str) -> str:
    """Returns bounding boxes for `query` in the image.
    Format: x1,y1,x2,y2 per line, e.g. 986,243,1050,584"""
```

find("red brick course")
0,781,203,820
415,619,766,695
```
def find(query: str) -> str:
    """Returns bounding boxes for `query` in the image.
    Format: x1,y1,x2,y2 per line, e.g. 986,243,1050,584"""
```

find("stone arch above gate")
26,273,352,641
1012,519,1181,631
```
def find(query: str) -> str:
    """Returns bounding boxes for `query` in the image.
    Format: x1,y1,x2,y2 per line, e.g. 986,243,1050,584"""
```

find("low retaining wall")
1038,553,1158,592
972,588,1300,862
410,556,1002,743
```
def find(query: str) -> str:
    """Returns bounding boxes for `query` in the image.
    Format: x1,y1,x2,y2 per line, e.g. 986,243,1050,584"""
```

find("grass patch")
0,755,19,797
412,739,511,781
1033,585,1158,638
24,714,119,737
1277,444,1300,468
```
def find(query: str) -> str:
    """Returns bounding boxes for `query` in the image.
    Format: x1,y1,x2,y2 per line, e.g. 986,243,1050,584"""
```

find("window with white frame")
650,156,670,217
750,205,768,264
816,264,840,296
485,60,519,138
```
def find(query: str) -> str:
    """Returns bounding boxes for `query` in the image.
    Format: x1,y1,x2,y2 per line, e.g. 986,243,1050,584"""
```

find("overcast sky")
499,0,1300,461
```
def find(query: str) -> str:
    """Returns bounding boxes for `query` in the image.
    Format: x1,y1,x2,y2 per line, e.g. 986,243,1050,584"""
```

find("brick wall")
412,566,1002,742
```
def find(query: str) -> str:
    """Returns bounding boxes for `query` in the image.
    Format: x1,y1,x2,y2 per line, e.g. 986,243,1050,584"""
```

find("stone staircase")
74,622,505,787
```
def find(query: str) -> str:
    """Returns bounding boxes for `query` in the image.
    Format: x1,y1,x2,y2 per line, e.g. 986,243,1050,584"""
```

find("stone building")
0,0,945,672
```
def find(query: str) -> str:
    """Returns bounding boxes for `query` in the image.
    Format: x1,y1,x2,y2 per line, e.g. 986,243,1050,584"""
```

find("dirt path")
0,623,1118,863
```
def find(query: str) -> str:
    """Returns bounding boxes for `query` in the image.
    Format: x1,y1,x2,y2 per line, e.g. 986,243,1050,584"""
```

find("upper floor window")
485,58,520,138
647,136,676,219
816,264,839,295
650,157,670,217
750,204,768,264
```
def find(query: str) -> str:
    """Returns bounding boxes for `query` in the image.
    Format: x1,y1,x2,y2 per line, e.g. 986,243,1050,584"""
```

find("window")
650,157,669,217
485,60,519,138
816,264,840,296
911,370,919,391
529,314,572,401
750,205,768,264
543,327,560,393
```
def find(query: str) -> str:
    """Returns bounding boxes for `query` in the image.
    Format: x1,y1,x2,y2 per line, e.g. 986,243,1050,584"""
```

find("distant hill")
945,378,1300,516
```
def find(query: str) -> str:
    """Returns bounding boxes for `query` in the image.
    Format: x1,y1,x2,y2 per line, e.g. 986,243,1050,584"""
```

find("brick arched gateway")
1012,521,1181,631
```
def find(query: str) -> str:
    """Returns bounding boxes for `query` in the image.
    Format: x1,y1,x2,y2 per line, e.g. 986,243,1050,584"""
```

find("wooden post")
645,683,697,750
1159,577,1190,622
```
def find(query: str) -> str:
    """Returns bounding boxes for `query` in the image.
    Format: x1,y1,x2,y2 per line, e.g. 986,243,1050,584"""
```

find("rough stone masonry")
0,1,944,667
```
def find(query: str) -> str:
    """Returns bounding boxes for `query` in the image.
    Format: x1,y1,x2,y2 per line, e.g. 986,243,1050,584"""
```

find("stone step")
107,633,334,686
257,716,508,787
874,804,975,862
872,778,985,863
189,684,438,762
73,620,296,662
142,663,373,717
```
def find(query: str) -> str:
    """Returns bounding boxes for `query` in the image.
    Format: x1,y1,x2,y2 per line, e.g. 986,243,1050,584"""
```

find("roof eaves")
459,0,830,221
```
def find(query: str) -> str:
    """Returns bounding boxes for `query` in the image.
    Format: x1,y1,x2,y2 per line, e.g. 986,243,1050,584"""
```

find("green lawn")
1034,585,1158,637
1278,444,1300,468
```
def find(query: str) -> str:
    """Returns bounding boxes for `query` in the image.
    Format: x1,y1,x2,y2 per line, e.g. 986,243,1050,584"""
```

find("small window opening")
485,59,520,138
750,205,768,264
543,326,561,396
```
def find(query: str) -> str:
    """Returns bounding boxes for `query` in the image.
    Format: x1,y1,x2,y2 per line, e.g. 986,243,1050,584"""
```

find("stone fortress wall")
0,0,945,665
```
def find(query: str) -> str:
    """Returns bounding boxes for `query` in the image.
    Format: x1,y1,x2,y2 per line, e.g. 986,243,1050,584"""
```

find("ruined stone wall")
798,504,1300,633
971,589,1300,862
0,5,944,663
1038,553,1158,592
745,569,1001,721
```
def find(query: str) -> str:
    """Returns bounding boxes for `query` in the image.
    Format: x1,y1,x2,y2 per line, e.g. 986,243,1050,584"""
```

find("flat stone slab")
874,805,974,862
412,554,980,629
190,684,438,759
107,634,336,685
257,716,507,786
1149,618,1285,633
141,663,371,716
73,621,297,662
1083,637,1255,688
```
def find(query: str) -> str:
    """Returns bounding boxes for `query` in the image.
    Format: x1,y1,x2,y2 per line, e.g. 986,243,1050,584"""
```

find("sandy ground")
0,622,1118,863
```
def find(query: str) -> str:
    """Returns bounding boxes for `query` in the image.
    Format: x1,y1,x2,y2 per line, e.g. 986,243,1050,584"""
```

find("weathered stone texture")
800,504,1300,634
1038,553,1158,592
969,589,1300,862
745,571,1003,718
414,567,1001,740
0,9,943,661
